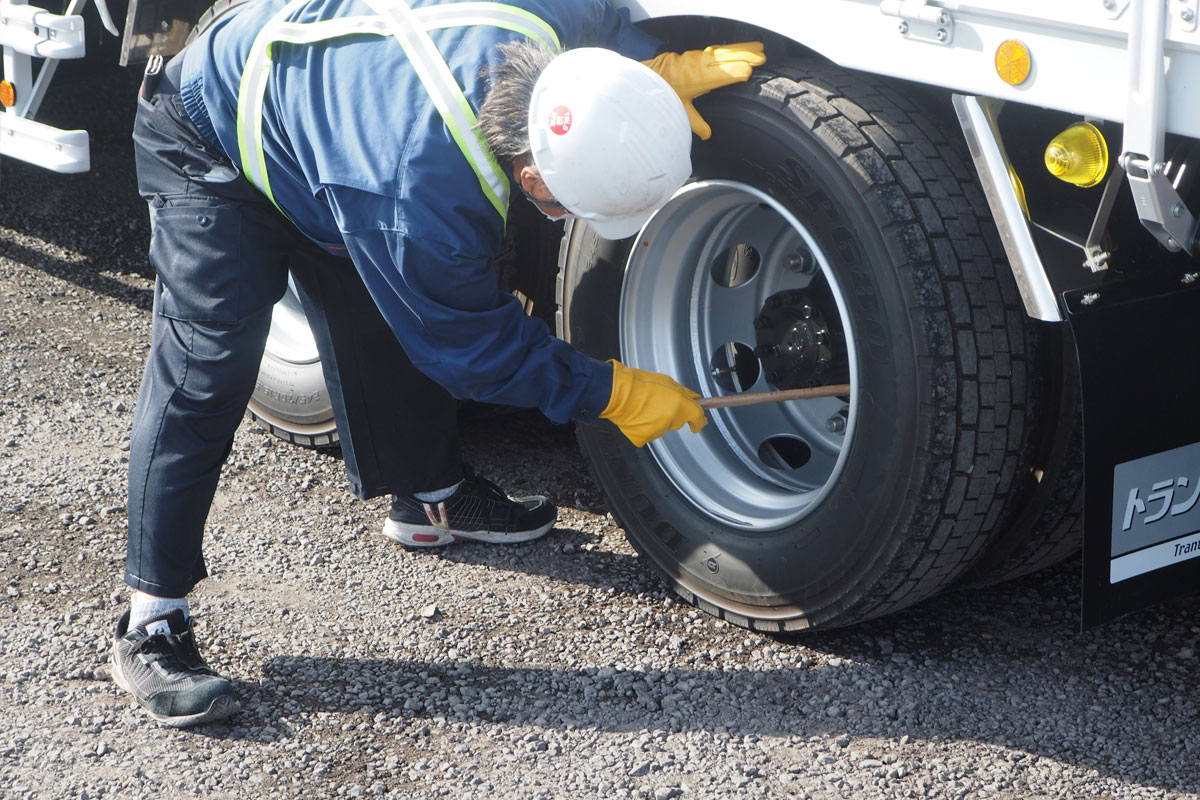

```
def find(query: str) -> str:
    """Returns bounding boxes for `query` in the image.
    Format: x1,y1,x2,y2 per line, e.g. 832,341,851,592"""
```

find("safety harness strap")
236,1,561,220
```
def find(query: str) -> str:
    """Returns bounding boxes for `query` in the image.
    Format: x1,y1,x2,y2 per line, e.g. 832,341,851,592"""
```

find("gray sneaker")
112,609,238,727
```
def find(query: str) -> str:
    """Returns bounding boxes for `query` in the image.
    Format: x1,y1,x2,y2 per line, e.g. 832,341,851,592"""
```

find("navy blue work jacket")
179,0,663,423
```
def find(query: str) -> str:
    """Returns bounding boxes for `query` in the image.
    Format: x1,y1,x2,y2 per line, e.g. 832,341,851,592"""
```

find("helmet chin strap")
533,205,569,223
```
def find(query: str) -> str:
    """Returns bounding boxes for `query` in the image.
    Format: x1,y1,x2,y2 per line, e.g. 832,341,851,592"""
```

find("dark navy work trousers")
124,59,463,597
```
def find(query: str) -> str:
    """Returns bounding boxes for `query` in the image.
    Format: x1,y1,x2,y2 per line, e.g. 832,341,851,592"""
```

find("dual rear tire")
557,61,1081,630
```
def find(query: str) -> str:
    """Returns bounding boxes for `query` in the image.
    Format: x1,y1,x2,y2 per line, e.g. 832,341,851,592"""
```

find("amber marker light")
1045,122,1109,188
0,81,15,109
995,40,1031,86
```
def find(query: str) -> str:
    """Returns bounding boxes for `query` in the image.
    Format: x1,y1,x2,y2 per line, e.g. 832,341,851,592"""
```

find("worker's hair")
477,39,558,163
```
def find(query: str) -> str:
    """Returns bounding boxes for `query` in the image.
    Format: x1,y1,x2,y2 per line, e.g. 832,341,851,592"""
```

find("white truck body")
623,0,1200,138
7,3,1197,158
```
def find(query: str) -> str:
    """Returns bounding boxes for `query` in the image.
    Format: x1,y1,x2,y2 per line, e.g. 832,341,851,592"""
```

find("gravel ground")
2,67,1199,800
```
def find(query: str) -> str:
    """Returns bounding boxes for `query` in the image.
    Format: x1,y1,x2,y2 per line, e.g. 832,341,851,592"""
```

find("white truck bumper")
0,112,88,172
1,0,90,173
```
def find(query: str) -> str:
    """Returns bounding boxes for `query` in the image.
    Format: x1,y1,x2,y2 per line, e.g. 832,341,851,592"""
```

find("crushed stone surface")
0,67,1197,800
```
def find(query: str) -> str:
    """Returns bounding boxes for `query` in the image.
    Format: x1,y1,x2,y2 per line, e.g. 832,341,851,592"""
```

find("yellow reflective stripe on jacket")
415,2,559,49
237,0,309,206
235,1,561,221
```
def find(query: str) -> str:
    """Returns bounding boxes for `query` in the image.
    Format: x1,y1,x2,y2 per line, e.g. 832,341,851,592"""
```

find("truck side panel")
617,0,1200,140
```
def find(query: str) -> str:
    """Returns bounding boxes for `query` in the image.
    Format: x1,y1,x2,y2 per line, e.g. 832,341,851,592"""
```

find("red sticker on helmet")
549,106,572,136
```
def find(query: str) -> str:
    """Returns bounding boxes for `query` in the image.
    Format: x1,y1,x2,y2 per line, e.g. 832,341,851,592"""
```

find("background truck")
5,0,1199,633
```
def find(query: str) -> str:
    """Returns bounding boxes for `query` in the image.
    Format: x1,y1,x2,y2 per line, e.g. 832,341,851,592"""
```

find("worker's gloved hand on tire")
601,360,707,447
643,42,767,140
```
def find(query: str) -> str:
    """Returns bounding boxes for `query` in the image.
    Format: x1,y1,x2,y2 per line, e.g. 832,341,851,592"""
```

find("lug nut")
786,250,816,274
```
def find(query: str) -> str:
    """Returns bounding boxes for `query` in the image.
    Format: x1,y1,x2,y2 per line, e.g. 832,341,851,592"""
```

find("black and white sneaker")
382,470,556,547
112,609,238,727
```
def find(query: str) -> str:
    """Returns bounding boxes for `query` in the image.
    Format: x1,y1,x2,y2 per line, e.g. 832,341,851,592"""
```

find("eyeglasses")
516,180,567,212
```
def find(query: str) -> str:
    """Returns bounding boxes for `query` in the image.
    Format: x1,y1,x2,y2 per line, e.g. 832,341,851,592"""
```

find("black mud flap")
1066,276,1200,628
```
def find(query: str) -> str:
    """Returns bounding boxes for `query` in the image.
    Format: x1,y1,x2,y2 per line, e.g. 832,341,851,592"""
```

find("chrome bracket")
1083,164,1125,272
1122,0,1198,253
953,95,1061,322
879,0,954,45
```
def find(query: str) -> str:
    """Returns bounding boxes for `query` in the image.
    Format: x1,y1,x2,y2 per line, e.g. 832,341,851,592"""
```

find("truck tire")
188,0,253,38
962,333,1084,584
245,279,339,447
558,61,1044,631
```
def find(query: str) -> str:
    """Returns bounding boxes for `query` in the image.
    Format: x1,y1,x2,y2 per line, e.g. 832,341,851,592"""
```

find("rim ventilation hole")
710,243,760,288
710,341,760,393
758,436,812,470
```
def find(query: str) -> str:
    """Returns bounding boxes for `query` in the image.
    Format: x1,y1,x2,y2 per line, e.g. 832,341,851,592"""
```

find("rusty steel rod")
697,383,852,410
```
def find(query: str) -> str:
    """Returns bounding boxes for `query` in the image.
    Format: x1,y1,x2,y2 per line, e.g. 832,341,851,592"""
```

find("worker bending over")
113,0,764,726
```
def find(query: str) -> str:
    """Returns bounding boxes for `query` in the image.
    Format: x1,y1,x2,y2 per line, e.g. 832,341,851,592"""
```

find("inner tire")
559,60,1041,631
246,278,339,447
962,329,1084,584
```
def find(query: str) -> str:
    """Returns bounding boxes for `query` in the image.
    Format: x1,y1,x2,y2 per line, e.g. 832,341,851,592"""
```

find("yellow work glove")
643,42,767,140
601,360,707,448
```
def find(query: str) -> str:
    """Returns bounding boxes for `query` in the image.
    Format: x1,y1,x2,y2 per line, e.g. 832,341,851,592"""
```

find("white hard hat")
527,48,692,240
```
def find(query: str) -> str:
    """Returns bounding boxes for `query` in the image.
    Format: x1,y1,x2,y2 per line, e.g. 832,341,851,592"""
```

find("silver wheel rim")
619,180,860,531
265,276,319,365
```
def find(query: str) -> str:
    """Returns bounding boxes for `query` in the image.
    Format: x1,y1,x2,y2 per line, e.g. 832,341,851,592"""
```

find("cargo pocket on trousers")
149,203,245,324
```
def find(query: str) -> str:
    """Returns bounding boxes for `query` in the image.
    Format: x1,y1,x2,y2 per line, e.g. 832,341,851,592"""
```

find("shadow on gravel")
425,533,665,598
224,636,1198,797
0,234,153,309
174,557,1200,798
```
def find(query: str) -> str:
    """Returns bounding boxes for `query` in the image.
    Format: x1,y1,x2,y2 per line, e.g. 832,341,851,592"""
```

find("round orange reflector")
0,81,15,108
995,40,1032,86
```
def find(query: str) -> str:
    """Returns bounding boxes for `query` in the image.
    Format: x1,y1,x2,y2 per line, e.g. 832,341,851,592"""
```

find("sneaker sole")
112,646,239,728
381,517,554,547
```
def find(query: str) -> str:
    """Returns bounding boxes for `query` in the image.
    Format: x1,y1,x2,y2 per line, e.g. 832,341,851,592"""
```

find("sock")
413,480,464,503
129,593,190,629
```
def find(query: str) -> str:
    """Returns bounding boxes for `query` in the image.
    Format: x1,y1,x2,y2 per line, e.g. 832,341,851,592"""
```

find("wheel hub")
614,180,859,530
753,290,846,390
